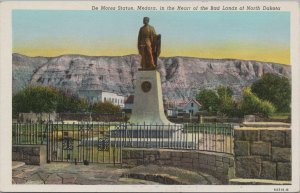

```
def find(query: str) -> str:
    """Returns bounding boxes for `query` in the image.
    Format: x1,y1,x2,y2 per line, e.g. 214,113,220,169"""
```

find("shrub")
91,101,121,114
239,87,276,117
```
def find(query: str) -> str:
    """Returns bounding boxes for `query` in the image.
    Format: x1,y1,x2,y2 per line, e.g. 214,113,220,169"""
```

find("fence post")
215,123,217,152
120,123,123,167
230,124,233,154
46,122,50,163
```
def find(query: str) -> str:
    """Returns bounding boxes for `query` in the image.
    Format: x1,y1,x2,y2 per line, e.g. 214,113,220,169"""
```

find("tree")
91,101,121,114
251,73,291,112
196,89,219,112
55,91,89,113
239,87,276,117
217,86,233,100
12,86,90,116
216,86,238,117
13,86,59,115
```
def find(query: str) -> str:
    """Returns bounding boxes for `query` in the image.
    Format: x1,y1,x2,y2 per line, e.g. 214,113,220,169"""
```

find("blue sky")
13,10,290,64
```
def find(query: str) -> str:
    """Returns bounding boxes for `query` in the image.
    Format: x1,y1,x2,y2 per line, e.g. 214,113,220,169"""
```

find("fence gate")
46,123,122,164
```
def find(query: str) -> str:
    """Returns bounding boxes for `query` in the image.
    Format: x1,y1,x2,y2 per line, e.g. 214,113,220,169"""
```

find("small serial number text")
274,188,289,192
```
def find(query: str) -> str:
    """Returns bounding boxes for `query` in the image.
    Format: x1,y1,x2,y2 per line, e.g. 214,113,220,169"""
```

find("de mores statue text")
138,17,161,70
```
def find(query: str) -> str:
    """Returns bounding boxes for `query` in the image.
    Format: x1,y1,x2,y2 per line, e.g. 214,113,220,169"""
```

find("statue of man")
138,17,160,70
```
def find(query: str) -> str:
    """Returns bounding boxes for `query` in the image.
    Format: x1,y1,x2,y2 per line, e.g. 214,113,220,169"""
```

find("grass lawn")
270,112,290,119
183,123,233,135
12,123,119,144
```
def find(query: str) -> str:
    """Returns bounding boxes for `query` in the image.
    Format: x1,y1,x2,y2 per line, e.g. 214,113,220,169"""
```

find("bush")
91,101,121,114
239,87,276,117
219,97,239,117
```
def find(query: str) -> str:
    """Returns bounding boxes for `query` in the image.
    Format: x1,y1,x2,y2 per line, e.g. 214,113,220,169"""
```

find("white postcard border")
0,1,299,192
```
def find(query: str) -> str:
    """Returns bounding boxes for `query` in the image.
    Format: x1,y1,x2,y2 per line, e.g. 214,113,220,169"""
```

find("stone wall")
122,148,234,183
234,128,291,181
12,145,47,165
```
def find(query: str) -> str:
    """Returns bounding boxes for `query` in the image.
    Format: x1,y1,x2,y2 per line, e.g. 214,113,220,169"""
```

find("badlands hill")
12,53,291,101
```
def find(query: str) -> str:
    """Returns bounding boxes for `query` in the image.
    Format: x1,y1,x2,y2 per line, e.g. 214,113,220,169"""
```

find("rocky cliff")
12,53,291,101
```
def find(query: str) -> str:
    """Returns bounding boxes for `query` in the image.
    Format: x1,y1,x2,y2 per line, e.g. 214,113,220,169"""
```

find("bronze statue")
138,17,161,70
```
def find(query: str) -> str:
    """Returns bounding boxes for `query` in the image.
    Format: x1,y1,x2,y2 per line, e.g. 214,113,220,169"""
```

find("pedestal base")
129,70,175,125
123,128,174,138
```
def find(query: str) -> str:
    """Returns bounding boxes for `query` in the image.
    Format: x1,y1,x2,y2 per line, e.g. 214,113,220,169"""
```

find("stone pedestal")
129,70,174,125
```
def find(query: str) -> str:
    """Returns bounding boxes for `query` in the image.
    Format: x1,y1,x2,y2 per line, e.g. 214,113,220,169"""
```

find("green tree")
91,101,121,114
56,91,89,113
12,86,59,115
217,86,238,117
217,86,233,99
196,89,219,112
239,87,276,117
251,73,291,112
12,86,90,116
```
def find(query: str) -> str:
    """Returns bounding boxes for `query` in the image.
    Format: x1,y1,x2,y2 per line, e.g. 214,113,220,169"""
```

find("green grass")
182,123,233,135
12,123,118,145
270,112,290,119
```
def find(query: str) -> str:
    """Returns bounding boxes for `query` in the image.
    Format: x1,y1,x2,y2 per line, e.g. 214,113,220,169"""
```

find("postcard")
0,0,299,192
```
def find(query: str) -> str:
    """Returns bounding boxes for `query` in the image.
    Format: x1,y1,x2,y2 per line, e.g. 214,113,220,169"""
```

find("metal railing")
12,122,234,163
114,123,234,154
